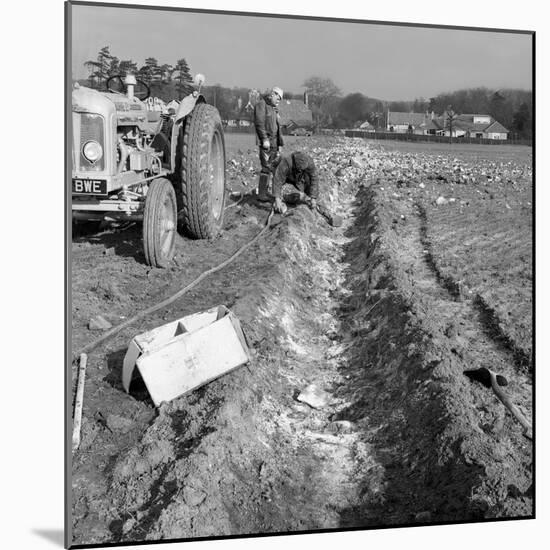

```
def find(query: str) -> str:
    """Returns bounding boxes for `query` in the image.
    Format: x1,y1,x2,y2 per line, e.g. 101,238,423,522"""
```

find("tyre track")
416,201,532,378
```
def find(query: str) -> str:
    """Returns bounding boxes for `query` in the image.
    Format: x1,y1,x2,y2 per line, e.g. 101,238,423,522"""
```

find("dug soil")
70,138,532,546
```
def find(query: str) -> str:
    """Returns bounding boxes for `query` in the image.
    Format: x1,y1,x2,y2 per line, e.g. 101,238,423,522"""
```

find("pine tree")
174,58,194,100
119,60,139,76
107,56,120,77
159,64,174,84
138,57,159,85
85,46,113,88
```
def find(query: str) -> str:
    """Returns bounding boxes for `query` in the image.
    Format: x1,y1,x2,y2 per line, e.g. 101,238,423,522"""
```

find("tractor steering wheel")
105,75,151,100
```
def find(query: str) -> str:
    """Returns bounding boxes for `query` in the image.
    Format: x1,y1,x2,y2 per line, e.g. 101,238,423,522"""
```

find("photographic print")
67,1,534,547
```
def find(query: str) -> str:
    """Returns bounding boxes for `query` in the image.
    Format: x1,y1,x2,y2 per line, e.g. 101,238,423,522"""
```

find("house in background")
278,98,313,133
455,114,509,139
386,110,508,140
422,117,445,136
483,120,509,140
356,120,376,132
386,111,433,133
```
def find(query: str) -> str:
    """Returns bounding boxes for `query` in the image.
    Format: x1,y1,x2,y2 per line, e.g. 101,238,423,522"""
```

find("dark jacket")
254,96,284,148
273,153,319,200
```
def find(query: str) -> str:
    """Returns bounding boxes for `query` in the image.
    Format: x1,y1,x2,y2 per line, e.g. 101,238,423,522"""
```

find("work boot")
257,173,271,202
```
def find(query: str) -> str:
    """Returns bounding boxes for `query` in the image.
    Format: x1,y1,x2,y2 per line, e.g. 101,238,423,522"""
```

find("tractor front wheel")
143,178,177,267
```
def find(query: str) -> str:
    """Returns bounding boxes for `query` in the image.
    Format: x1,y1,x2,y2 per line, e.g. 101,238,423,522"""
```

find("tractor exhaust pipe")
124,74,137,100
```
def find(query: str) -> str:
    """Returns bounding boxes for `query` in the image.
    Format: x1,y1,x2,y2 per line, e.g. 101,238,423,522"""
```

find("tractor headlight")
82,140,103,163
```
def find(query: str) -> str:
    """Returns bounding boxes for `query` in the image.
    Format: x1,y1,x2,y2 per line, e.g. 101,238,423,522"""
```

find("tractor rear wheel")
143,178,177,267
179,103,226,238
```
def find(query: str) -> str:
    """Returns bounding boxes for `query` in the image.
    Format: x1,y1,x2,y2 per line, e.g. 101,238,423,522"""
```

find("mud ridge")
416,202,531,374
335,188,486,525
472,294,532,373
334,185,532,525
416,202,462,299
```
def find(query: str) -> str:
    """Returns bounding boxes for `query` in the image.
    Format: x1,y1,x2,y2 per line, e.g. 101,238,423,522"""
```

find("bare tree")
445,105,458,143
302,76,341,128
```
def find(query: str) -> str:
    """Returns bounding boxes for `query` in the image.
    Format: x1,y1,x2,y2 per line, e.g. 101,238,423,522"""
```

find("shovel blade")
464,367,508,388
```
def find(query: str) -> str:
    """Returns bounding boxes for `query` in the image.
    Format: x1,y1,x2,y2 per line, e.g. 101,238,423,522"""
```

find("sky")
71,4,533,101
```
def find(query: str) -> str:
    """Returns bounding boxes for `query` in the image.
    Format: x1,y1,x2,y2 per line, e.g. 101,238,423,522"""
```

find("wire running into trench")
73,208,275,362
224,193,247,210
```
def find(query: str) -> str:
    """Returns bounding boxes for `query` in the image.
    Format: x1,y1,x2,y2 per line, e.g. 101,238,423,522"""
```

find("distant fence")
223,126,532,146
223,126,255,134
223,126,304,136
344,130,532,147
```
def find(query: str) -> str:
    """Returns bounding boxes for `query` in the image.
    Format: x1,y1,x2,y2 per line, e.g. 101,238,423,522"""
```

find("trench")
100,174,367,543
71,143,532,546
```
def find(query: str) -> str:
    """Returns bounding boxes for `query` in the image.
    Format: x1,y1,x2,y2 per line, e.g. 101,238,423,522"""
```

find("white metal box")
122,305,251,406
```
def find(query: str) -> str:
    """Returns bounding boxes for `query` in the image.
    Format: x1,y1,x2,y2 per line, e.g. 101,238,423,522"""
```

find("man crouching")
271,151,343,227
272,151,318,214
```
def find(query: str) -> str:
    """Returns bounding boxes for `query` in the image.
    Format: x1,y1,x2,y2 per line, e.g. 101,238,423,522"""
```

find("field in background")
224,131,532,161
356,136,533,369
365,139,532,161
224,133,314,157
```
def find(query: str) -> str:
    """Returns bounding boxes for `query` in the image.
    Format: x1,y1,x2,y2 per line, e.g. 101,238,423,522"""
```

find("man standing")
254,86,284,201
271,151,318,214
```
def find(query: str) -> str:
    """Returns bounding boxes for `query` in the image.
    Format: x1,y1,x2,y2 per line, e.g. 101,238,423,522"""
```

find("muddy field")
70,135,533,546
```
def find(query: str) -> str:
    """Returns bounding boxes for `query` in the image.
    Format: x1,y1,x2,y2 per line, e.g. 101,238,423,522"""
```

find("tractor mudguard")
170,94,206,171
175,93,201,123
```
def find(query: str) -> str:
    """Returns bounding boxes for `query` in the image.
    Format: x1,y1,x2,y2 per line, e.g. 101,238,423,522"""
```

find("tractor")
71,73,226,267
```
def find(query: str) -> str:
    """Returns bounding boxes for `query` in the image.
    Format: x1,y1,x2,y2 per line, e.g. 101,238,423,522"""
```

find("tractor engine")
72,80,169,198
116,125,162,176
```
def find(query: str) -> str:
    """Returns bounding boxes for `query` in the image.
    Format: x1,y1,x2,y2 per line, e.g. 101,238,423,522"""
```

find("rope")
73,208,275,361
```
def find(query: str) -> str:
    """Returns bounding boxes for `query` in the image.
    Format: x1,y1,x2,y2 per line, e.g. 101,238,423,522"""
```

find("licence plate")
72,178,107,195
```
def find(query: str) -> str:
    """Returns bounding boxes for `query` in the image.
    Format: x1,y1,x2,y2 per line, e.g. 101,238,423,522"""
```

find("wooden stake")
72,353,88,452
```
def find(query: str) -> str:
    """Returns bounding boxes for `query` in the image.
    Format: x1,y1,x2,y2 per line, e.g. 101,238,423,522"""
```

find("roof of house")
278,99,313,127
451,119,477,131
358,120,374,129
464,123,493,133
387,112,430,126
423,118,444,130
484,120,509,133
458,114,492,121
432,118,487,133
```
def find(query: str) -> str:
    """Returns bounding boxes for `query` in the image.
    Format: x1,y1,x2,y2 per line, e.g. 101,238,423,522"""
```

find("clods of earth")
71,136,532,545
